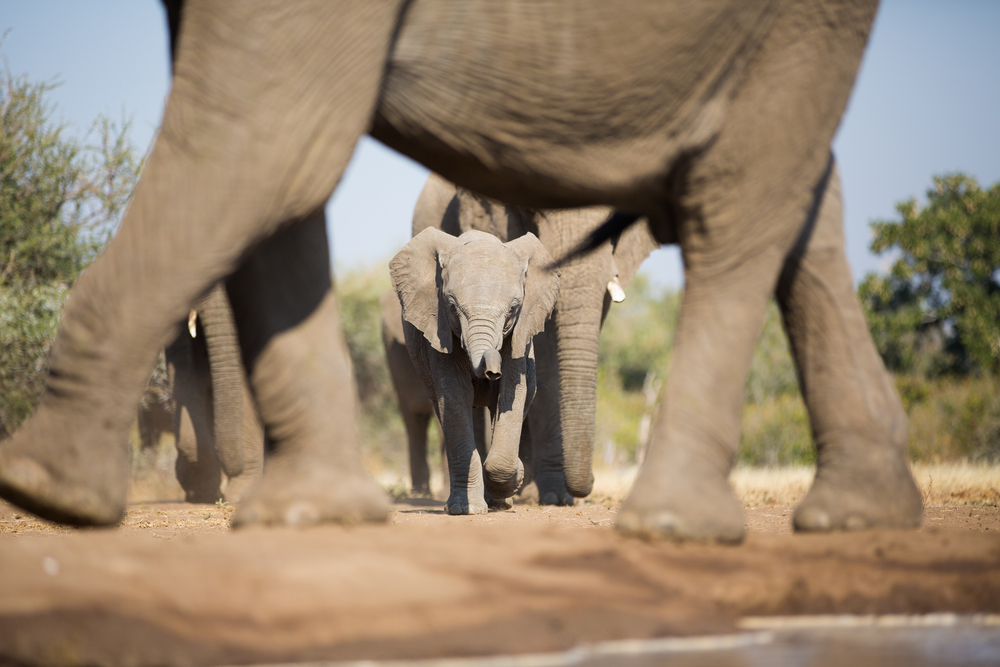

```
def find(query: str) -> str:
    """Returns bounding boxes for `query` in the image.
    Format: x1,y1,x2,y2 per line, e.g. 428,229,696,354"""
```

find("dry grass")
911,462,1000,507
731,466,814,508
590,463,1000,508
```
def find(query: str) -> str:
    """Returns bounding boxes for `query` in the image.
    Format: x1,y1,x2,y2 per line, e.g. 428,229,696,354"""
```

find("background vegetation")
0,61,142,435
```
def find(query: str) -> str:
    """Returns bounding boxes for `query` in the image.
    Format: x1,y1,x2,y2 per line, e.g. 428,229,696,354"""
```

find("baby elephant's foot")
536,475,575,506
232,454,390,528
794,441,923,532
616,459,745,543
484,489,513,510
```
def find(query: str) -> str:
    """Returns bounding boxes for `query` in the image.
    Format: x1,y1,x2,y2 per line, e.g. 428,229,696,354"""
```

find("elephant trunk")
465,318,502,380
556,288,606,498
198,284,245,478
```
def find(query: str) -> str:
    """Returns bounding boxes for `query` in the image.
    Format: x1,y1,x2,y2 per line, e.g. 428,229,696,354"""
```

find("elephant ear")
390,228,460,354
611,217,659,289
507,232,559,358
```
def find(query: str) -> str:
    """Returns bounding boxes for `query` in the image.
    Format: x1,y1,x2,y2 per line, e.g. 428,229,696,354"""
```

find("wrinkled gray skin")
136,285,263,503
0,0,921,540
390,229,558,515
413,175,658,505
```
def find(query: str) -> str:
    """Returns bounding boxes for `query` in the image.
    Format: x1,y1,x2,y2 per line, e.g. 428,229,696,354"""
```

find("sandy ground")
0,465,998,666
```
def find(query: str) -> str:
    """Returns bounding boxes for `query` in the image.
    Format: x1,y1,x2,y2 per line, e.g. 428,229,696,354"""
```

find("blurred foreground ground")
0,463,998,666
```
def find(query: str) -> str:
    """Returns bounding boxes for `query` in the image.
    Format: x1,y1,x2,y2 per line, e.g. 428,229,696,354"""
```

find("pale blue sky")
3,1,998,289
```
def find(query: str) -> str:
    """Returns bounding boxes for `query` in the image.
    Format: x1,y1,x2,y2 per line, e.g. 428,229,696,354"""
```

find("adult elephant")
0,0,921,541
135,285,263,503
412,175,657,505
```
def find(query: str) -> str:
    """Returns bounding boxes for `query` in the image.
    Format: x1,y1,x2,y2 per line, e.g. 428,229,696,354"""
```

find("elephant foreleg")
776,164,922,532
226,212,390,527
425,350,487,516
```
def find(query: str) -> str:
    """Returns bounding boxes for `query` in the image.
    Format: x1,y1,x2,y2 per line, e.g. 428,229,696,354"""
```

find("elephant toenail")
284,501,319,526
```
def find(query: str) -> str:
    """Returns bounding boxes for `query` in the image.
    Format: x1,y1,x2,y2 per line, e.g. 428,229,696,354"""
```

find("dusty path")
0,497,998,666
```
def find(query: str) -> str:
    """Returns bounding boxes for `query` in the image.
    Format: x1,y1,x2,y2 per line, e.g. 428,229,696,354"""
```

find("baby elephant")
390,229,558,514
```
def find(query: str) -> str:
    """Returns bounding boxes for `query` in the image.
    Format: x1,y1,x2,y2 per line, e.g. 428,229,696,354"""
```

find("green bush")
859,173,1000,377
904,375,1000,464
0,61,141,433
738,393,813,466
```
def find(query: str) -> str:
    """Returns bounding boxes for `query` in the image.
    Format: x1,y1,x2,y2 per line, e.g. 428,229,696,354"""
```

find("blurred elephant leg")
227,211,390,527
404,409,433,497
617,171,829,543
776,165,922,532
222,377,265,504
166,326,224,503
526,325,575,506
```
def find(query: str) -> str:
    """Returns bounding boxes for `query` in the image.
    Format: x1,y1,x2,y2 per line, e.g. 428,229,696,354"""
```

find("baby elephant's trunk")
483,349,502,381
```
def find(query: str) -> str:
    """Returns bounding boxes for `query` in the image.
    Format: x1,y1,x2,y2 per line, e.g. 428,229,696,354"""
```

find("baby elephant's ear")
389,228,460,354
507,232,559,358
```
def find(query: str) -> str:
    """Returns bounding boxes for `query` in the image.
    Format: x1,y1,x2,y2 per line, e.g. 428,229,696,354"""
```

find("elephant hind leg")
227,211,390,527
777,164,921,532
616,149,834,545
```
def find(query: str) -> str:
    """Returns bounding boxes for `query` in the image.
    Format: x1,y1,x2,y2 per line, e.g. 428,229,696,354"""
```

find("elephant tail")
547,211,643,271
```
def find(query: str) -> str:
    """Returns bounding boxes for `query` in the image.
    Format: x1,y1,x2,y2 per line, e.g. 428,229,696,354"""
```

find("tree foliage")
859,174,1000,377
0,61,142,432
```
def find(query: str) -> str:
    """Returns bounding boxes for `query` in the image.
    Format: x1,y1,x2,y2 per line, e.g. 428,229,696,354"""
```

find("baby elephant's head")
390,229,559,378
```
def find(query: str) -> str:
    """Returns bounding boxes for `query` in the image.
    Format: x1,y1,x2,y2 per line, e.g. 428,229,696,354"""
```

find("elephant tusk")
607,277,626,303
188,310,198,338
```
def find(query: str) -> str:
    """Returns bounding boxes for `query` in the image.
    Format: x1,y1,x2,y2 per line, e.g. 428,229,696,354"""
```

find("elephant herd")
0,0,923,542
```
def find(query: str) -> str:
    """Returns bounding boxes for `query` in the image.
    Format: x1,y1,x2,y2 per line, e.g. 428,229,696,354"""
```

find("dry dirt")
1,485,999,666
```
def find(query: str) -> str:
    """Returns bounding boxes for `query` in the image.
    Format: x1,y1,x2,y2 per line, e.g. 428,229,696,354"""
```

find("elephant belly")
373,0,777,213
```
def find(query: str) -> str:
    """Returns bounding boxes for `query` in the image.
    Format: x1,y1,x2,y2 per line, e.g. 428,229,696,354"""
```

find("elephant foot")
445,485,489,515
536,474,575,506
794,437,922,532
616,456,745,543
177,459,224,505
232,454,390,528
0,418,129,526
484,489,513,510
410,482,433,499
